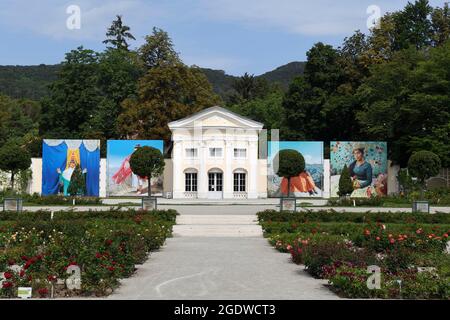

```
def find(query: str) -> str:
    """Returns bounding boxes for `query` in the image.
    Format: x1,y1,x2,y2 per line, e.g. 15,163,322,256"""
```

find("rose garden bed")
258,210,450,299
0,208,177,298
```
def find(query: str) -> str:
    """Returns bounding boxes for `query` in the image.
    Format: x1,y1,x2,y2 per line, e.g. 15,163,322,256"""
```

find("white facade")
168,106,267,199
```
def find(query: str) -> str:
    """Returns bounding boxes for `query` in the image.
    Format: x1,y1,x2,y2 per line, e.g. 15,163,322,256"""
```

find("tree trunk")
148,177,151,197
287,177,291,197
420,179,425,201
10,171,15,190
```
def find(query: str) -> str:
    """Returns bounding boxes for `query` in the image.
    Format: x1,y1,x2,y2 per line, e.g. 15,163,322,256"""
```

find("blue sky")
268,141,323,164
107,140,164,171
0,0,446,75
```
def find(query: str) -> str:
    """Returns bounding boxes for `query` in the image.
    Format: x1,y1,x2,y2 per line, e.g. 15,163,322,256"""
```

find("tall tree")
138,27,181,68
0,95,38,145
229,91,284,132
0,138,31,190
40,47,101,138
392,0,433,50
357,43,450,167
103,15,136,51
86,49,143,139
431,3,450,46
231,72,255,101
282,43,345,141
117,64,221,142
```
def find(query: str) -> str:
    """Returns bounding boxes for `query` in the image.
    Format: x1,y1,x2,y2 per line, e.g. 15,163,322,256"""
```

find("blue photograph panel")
268,141,324,197
330,141,388,198
107,140,164,196
42,140,100,197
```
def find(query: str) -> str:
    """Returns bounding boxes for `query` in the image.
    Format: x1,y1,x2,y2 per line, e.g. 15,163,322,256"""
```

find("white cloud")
0,0,409,42
194,0,405,36
0,0,162,41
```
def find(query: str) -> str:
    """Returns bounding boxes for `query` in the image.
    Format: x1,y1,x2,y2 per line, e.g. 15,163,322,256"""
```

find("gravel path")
109,212,339,300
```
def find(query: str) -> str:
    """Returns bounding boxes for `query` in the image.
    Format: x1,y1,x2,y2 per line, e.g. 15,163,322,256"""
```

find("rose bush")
259,209,450,299
0,209,177,298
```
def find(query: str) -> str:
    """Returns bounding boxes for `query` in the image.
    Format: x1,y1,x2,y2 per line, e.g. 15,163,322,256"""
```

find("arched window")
233,169,247,192
184,169,198,192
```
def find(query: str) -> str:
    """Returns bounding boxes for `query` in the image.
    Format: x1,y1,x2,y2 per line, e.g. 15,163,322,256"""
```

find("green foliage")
138,27,181,69
118,64,221,141
397,168,419,195
275,149,305,197
129,146,165,196
275,149,305,178
258,207,450,300
0,95,39,146
0,65,60,100
67,165,86,196
0,209,176,297
357,43,450,166
257,209,450,227
408,151,442,184
17,168,32,193
103,15,136,51
39,46,141,141
1,1,450,169
0,139,31,190
228,91,283,131
338,165,354,197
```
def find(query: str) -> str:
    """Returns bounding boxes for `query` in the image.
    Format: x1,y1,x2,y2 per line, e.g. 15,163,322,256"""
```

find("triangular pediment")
168,106,263,130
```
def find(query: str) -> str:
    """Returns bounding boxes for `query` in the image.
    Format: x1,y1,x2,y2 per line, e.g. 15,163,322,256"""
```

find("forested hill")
258,62,306,88
0,62,305,101
0,64,61,100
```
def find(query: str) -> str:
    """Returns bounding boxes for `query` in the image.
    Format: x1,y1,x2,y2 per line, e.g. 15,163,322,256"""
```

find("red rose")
376,237,381,241
107,266,115,272
105,239,113,246
19,270,25,277
4,272,13,279
443,233,448,238
389,239,395,244
2,281,13,289
95,252,102,259
47,275,57,282
38,288,49,297
21,256,28,261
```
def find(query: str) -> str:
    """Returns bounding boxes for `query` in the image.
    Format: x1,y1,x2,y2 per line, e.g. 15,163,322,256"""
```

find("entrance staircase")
172,214,263,237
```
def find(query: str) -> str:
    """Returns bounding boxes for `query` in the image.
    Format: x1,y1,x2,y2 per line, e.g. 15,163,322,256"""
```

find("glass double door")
208,172,223,199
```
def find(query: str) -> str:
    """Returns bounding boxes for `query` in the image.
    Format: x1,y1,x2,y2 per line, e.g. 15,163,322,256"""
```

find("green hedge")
0,209,178,222
257,209,450,224
261,221,450,238
0,192,103,206
327,188,450,207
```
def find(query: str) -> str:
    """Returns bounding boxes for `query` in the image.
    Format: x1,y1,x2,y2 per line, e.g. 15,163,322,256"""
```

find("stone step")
176,215,258,225
172,224,263,237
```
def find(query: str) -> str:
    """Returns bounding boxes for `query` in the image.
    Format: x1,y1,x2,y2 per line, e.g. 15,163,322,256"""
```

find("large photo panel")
42,140,100,197
107,140,164,196
268,141,324,198
330,141,388,198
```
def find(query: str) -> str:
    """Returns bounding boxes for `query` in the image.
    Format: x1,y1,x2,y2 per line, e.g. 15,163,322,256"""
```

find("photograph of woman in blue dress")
330,141,388,198
348,147,373,190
